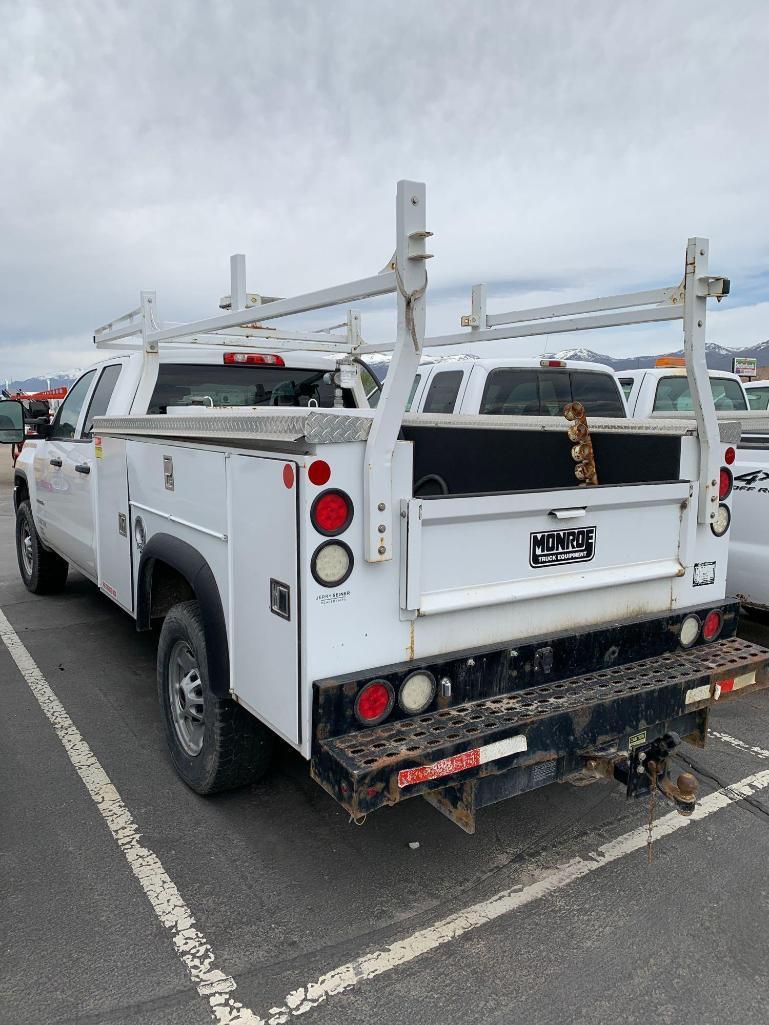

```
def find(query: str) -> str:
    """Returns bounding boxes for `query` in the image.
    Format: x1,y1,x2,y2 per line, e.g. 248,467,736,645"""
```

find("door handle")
548,507,587,519
75,463,91,475
49,458,62,468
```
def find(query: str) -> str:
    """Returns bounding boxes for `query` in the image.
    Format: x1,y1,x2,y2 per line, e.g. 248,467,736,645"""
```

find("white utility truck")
617,362,769,623
2,181,768,833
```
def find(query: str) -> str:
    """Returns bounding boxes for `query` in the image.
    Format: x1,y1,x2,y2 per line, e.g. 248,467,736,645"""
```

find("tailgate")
401,482,691,615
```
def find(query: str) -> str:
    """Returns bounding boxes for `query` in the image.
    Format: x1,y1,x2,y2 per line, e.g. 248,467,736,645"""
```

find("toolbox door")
227,454,300,745
95,435,134,612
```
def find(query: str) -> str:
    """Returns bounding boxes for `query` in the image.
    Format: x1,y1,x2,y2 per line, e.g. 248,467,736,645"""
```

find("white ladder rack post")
363,180,430,563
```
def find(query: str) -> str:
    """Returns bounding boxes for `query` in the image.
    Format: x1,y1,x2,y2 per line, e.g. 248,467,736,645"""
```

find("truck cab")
618,361,749,417
13,348,358,584
393,355,627,417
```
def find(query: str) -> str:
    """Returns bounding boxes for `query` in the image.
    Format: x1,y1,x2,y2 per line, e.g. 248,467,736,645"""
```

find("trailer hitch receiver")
583,732,699,816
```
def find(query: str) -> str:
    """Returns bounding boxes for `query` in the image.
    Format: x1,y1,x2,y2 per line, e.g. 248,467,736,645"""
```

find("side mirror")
0,400,25,444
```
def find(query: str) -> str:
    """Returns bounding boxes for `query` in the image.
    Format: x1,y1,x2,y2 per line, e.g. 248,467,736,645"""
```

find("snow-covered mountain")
3,370,81,394
551,340,769,372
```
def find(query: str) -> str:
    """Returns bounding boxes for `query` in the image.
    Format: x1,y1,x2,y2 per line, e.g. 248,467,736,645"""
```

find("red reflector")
308,459,331,486
718,678,735,693
355,681,394,724
719,467,733,500
223,352,285,366
702,610,723,642
311,489,353,535
724,446,736,466
540,359,566,368
282,464,294,489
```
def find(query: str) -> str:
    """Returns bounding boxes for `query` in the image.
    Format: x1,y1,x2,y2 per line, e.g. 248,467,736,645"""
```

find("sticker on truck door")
529,526,596,567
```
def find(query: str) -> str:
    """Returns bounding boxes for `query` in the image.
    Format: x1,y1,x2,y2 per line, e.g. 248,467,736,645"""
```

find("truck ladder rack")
360,240,730,525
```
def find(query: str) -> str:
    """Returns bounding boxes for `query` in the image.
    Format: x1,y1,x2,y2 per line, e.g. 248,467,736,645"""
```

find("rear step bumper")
311,637,769,818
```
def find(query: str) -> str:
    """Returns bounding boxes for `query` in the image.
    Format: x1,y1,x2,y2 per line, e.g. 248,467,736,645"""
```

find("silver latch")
163,455,174,491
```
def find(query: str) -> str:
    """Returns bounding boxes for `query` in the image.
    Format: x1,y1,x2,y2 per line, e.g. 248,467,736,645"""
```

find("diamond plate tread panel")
324,638,769,777
94,410,374,444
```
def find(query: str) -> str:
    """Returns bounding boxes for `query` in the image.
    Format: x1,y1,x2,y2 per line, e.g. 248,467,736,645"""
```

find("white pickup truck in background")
369,355,626,419
617,360,769,620
2,181,767,834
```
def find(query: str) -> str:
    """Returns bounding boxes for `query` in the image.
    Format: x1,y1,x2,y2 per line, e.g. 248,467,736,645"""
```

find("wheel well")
146,560,195,621
14,473,29,512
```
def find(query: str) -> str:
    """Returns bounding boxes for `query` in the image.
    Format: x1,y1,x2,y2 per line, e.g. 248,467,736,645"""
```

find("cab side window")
748,388,769,411
49,372,96,441
423,371,463,414
83,365,122,437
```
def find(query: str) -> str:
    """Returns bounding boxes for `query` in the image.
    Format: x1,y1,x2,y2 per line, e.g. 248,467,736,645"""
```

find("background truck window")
422,370,463,413
82,364,122,437
747,388,769,411
479,369,539,414
619,377,634,400
146,364,352,413
569,371,625,417
49,371,96,440
653,376,748,412
480,368,625,417
405,374,421,411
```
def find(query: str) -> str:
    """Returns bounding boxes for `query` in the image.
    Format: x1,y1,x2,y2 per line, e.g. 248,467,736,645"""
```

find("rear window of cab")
653,376,748,412
147,364,353,413
479,369,625,417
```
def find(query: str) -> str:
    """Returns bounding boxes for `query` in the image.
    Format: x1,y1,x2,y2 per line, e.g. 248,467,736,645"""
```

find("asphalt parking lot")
2,457,769,1025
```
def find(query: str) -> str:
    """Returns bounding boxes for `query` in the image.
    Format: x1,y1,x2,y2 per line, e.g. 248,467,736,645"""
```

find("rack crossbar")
147,271,395,346
359,302,682,354
485,285,680,328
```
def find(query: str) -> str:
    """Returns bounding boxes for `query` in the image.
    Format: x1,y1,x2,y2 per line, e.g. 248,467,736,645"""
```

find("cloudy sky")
1,0,768,379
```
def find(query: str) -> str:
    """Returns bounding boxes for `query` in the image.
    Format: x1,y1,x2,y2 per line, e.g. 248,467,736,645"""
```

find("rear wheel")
15,500,68,594
157,600,274,794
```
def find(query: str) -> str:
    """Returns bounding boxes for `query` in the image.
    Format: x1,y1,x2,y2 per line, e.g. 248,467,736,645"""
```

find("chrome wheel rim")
168,639,205,756
20,523,33,576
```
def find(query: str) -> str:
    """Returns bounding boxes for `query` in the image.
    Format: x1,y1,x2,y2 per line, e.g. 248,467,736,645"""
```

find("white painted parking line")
0,608,265,1025
710,729,769,760
265,766,769,1023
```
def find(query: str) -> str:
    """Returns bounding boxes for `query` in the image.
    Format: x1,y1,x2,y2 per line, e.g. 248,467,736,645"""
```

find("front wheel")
15,500,68,594
157,600,274,794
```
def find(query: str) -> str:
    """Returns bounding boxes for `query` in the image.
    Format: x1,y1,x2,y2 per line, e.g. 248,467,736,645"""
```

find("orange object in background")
655,356,687,368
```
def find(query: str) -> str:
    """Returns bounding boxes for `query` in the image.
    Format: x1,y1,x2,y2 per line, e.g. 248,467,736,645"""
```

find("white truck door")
34,370,96,574
227,454,300,745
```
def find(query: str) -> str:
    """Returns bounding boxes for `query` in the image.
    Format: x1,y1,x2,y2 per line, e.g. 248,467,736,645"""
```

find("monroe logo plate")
530,526,596,567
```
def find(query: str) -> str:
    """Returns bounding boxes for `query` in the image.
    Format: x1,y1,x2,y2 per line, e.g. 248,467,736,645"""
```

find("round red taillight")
702,609,723,642
719,467,733,501
724,447,736,466
308,459,331,486
355,681,394,725
311,489,353,536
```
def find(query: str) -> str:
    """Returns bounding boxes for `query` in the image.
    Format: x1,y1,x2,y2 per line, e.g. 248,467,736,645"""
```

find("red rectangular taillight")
223,352,284,366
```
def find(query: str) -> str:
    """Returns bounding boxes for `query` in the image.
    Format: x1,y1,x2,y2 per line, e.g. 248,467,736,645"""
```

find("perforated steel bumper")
311,637,769,817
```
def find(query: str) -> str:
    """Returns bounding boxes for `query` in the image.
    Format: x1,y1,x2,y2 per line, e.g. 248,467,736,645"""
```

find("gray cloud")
1,0,768,377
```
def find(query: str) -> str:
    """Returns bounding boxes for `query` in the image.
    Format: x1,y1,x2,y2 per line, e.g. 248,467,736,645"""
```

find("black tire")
15,500,68,594
157,600,274,794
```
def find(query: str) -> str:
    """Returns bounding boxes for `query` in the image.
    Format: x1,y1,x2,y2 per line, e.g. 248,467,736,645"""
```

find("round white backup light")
311,540,353,587
711,503,731,538
398,670,437,715
679,615,700,648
